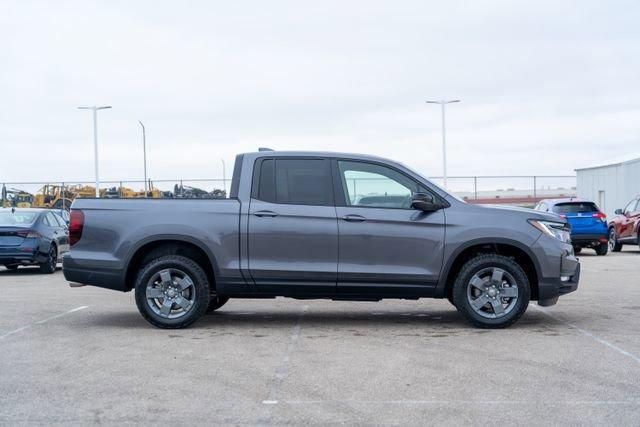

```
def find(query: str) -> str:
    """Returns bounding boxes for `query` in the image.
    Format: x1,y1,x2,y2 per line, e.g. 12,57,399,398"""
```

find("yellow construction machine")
1,186,34,208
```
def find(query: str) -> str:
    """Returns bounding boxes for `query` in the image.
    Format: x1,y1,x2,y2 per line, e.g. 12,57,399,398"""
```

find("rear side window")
552,202,598,214
253,158,333,206
45,212,60,226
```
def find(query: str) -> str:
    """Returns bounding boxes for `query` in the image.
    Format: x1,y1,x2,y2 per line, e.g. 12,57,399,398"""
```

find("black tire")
39,245,57,274
573,247,582,254
595,243,608,256
452,254,530,329
609,227,622,252
4,264,19,270
134,254,210,329
206,296,229,313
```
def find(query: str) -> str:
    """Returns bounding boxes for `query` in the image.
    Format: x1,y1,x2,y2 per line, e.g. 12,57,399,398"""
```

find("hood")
476,204,565,223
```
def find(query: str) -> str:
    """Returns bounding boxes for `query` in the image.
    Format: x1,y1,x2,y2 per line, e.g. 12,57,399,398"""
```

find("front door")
620,199,639,240
334,160,445,298
248,157,338,295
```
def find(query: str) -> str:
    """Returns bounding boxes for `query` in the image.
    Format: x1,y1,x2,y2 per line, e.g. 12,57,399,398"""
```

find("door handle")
342,214,366,222
253,210,278,218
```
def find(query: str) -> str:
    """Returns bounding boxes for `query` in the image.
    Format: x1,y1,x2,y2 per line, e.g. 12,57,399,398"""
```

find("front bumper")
536,244,580,306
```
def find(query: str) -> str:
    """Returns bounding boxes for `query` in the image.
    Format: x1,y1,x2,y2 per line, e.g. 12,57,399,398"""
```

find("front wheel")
4,264,19,270
134,255,210,329
206,296,229,313
609,228,622,252
452,254,530,329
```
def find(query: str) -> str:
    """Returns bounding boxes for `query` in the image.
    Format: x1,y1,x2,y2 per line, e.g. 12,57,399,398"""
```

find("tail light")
69,210,85,247
16,230,41,238
558,214,567,219
593,212,607,222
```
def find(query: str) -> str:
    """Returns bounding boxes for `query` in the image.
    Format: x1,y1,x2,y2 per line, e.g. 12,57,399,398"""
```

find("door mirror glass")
411,192,440,212
615,208,623,215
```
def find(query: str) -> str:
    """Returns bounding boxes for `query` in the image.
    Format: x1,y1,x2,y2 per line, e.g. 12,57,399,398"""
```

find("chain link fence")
1,176,576,208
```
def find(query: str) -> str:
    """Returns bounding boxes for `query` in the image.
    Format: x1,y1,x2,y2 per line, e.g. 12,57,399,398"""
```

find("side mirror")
614,209,623,215
411,192,441,212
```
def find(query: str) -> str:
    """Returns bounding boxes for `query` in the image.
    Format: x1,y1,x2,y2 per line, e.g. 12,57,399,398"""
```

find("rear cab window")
252,158,333,206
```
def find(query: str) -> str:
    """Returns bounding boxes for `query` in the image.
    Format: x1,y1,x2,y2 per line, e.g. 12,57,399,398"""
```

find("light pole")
221,159,226,193
426,99,460,189
139,121,148,194
78,105,111,197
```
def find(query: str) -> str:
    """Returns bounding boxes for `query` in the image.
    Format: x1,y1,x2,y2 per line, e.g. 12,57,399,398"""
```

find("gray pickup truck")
63,150,580,329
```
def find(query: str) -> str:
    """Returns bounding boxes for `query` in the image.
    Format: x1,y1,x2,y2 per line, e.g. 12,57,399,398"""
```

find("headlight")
529,219,571,243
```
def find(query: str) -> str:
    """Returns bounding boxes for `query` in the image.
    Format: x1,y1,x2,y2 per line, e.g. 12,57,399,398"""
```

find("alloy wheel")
50,247,57,271
145,268,196,319
466,267,519,319
608,228,617,251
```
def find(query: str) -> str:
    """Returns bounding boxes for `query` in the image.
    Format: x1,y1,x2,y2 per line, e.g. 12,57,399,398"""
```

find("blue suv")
534,198,608,255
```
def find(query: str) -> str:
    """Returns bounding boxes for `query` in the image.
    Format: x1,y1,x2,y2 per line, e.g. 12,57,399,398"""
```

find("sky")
1,0,639,189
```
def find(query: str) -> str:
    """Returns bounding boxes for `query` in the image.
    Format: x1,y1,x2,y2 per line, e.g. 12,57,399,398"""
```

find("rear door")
51,212,70,254
247,157,338,295
334,159,445,297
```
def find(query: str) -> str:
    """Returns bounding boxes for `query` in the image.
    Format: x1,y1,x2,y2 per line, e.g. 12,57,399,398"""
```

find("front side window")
624,199,638,215
338,160,428,209
254,158,333,206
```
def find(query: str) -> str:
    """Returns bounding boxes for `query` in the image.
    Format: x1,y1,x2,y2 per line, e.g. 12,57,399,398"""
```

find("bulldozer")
32,185,74,210
31,184,98,210
1,185,34,208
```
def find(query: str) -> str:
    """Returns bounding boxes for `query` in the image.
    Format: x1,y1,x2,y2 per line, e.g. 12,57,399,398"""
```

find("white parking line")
0,306,89,340
531,304,640,364
260,305,309,411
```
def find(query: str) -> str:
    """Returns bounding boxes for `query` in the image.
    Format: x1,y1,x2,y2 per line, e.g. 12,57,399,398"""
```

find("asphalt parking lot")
2,248,640,425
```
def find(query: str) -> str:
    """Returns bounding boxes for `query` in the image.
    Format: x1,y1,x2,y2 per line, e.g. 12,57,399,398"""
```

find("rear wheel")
39,246,57,274
452,254,530,329
4,264,19,270
595,243,608,256
609,227,622,252
573,246,582,254
134,254,210,329
206,296,229,313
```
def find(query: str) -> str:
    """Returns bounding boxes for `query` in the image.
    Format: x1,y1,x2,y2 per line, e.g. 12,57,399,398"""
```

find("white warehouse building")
576,152,640,219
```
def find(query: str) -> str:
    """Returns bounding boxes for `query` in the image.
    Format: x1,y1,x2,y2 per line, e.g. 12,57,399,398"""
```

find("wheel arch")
438,238,541,301
124,235,220,292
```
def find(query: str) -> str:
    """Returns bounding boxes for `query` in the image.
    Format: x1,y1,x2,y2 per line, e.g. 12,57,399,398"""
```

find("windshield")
0,211,38,226
395,161,467,203
553,202,598,214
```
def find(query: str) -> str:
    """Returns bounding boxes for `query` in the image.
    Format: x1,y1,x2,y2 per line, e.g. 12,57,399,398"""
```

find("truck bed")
63,198,242,291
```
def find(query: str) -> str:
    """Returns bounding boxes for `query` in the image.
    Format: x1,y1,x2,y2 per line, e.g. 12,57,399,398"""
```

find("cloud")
1,0,639,187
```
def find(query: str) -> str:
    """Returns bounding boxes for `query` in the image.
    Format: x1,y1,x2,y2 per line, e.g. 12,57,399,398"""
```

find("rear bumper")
62,254,128,292
570,233,608,246
0,252,45,265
